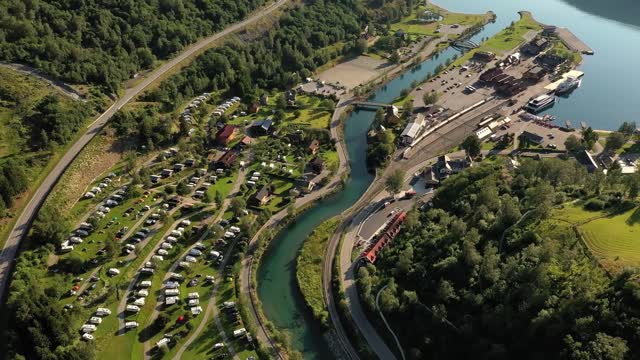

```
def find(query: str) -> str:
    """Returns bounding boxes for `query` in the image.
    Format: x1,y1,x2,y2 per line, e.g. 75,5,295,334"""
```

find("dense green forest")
143,0,364,111
0,0,266,91
358,158,640,359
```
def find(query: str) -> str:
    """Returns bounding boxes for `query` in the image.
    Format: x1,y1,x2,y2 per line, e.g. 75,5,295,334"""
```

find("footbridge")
353,101,393,110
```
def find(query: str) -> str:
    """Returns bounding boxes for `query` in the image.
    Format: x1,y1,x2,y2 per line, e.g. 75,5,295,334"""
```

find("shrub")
584,198,605,211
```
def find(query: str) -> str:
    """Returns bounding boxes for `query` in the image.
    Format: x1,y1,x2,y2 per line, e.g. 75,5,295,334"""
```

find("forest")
358,158,640,359
144,0,364,111
0,0,266,91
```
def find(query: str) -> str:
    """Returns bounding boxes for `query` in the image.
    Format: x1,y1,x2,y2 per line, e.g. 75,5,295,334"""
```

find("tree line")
144,0,363,110
358,158,640,359
0,0,266,92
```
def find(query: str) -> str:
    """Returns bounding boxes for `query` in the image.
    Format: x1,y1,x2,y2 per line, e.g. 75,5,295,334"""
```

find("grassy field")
296,217,339,327
552,203,640,272
453,12,542,66
228,93,332,131
0,68,104,247
390,4,490,38
580,207,640,270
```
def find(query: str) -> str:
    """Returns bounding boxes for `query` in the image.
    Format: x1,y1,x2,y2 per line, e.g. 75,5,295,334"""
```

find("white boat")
555,76,581,95
526,94,556,113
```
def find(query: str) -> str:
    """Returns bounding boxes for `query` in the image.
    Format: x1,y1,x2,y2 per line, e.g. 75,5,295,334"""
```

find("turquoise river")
257,0,640,358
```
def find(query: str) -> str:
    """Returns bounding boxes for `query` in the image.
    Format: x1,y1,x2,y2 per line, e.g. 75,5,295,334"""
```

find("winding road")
0,0,289,304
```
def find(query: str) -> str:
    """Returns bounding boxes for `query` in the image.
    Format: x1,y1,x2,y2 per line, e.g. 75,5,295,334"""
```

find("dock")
545,70,585,91
556,28,594,55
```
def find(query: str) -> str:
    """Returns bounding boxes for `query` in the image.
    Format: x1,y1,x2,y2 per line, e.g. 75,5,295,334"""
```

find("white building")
400,114,426,145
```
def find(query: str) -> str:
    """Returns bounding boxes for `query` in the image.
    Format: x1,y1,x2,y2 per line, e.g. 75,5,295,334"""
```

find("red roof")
362,211,406,263
216,125,237,141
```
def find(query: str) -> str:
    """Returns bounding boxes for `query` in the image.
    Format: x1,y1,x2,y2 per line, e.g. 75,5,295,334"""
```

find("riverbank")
295,217,339,328
251,4,497,359
234,89,359,359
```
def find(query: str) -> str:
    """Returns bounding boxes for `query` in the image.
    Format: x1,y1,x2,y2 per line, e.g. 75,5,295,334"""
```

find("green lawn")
580,207,640,269
453,12,542,66
552,204,640,272
227,93,332,131
296,218,339,327
389,4,489,37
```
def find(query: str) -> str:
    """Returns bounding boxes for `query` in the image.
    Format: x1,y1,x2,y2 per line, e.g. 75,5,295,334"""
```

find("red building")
362,211,407,263
215,125,237,146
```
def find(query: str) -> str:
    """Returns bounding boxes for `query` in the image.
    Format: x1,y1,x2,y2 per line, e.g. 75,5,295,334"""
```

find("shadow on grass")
625,207,640,226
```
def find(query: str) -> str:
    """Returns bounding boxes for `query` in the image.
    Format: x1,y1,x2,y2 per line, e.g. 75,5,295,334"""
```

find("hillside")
357,158,640,359
0,0,266,90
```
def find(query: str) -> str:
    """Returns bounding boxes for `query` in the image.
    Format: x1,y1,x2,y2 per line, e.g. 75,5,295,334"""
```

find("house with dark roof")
522,37,549,55
215,125,237,146
519,131,544,145
215,150,238,169
251,185,271,206
250,117,273,136
295,178,315,193
473,51,495,62
260,94,269,106
248,103,260,114
309,157,324,174
577,150,599,173
385,106,401,125
423,155,473,185
523,66,547,81
539,53,567,70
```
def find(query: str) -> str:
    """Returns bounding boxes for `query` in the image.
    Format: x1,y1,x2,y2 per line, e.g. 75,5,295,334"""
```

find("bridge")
451,39,479,50
353,101,393,109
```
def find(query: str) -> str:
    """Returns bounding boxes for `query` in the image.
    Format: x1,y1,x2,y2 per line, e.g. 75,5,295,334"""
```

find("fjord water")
257,1,636,358
256,19,505,360
435,0,640,130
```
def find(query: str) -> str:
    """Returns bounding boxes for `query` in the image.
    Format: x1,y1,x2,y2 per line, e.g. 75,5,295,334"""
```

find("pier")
556,28,594,55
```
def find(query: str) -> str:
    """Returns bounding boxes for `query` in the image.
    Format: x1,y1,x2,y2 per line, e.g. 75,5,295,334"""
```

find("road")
0,62,85,101
320,95,507,360
0,0,289,305
169,169,246,360
238,95,357,359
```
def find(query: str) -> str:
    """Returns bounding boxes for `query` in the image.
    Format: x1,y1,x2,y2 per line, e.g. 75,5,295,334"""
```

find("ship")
555,76,581,95
526,94,556,113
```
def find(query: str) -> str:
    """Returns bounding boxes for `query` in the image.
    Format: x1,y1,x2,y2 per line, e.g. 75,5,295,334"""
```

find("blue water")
256,17,506,360
257,1,637,358
434,0,640,130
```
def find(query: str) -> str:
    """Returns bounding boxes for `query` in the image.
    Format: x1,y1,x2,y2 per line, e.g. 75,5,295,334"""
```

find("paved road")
0,0,289,305
238,96,355,359
320,93,506,360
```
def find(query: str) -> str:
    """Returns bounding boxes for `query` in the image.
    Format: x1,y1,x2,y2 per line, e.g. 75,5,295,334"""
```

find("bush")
584,198,605,211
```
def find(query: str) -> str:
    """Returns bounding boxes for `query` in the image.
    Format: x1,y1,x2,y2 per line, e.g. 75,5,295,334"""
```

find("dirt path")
170,169,246,360
116,206,193,335
0,62,85,101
